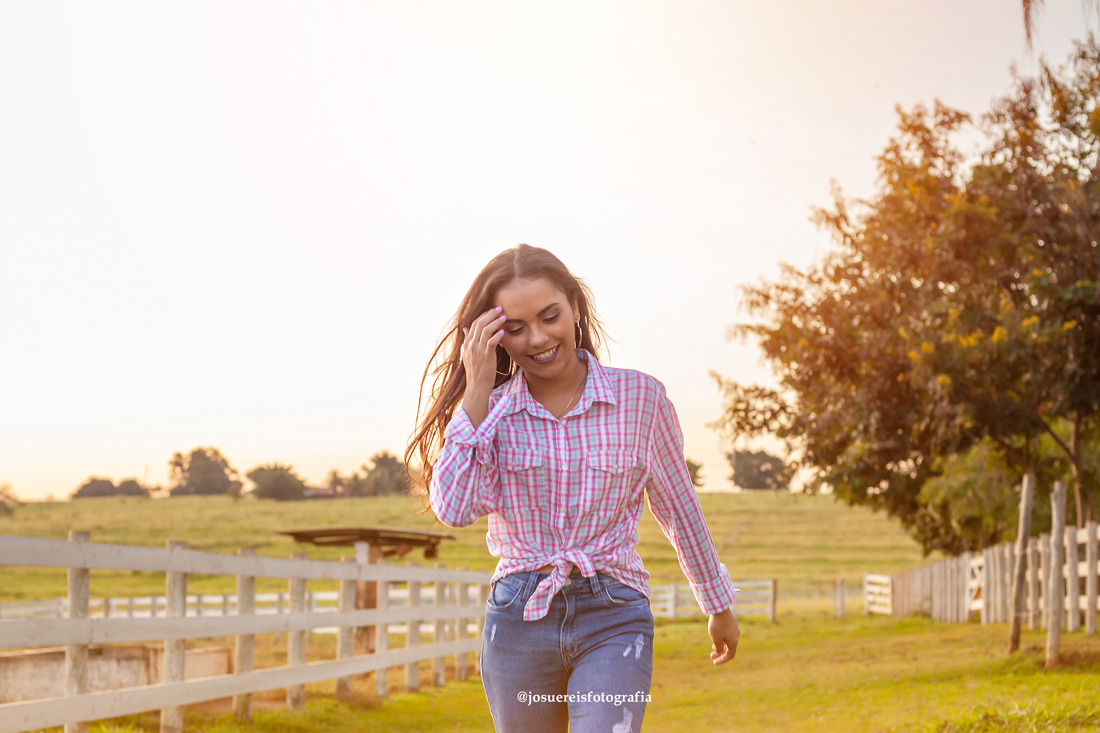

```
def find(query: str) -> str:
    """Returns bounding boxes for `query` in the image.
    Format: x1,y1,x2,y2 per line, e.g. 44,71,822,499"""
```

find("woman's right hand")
460,306,507,428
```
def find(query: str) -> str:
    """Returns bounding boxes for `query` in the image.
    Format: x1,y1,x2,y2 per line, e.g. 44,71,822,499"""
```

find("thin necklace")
558,365,588,417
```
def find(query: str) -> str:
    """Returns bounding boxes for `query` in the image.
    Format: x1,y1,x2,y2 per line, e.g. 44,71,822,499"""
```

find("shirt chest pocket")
498,447,546,509
581,449,639,515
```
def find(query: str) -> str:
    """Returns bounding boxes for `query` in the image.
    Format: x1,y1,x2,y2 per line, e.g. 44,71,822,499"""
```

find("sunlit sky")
1,2,1091,500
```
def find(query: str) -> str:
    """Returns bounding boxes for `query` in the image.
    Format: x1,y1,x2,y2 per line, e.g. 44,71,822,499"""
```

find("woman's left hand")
708,608,740,665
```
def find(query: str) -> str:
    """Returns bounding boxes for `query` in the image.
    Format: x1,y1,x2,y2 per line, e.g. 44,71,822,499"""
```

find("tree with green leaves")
168,447,243,497
0,483,17,516
72,477,119,499
686,458,704,488
713,40,1100,553
729,450,786,491
247,463,306,501
361,451,411,497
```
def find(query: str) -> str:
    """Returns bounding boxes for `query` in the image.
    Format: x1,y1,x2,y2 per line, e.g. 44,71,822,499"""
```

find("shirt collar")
496,349,617,419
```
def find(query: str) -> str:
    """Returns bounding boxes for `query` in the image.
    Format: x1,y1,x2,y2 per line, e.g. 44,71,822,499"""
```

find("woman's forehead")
495,277,571,314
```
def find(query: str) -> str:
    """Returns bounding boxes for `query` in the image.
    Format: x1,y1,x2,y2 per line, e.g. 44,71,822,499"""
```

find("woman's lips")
529,345,559,364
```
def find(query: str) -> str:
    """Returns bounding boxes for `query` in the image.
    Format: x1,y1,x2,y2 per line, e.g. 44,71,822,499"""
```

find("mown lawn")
25,613,1100,733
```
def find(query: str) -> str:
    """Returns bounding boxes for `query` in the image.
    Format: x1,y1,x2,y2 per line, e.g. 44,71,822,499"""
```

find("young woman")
408,244,739,733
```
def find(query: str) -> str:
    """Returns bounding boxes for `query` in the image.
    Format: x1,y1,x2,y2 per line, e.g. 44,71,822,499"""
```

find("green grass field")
0,491,931,603
4,493,1098,732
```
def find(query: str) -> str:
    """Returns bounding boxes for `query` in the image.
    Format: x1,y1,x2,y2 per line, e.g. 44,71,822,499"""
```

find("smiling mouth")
529,345,559,364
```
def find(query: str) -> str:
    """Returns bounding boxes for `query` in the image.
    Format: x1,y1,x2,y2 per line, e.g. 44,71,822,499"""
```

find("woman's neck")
526,355,588,418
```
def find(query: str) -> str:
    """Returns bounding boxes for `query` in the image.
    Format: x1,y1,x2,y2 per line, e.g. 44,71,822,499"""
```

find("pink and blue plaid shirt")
430,350,736,621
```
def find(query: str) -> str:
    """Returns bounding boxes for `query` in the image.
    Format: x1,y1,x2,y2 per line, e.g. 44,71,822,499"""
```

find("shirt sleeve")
428,397,510,527
644,383,737,614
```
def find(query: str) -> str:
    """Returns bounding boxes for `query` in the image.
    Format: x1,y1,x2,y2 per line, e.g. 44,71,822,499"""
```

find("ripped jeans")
480,569,654,733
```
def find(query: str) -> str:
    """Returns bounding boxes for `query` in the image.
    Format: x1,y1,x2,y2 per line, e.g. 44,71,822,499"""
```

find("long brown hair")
406,244,606,498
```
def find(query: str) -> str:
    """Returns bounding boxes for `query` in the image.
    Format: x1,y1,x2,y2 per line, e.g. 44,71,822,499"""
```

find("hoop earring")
574,321,582,348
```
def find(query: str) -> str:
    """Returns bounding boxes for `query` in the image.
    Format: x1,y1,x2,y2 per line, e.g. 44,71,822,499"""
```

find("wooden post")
981,547,992,624
1009,475,1035,652
65,531,90,733
375,560,389,698
355,541,382,655
456,567,469,681
1066,525,1081,633
836,579,846,619
337,557,356,700
287,553,307,710
433,564,446,687
234,548,256,723
1040,533,1050,629
1046,481,1067,669
1027,537,1040,630
161,540,188,733
128,596,135,618
769,579,778,622
1087,521,1098,635
406,564,421,692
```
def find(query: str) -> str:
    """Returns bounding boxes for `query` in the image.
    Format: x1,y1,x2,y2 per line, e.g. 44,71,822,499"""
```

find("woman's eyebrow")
503,302,560,324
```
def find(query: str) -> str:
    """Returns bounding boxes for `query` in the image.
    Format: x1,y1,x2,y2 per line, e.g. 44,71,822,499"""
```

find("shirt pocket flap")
584,450,636,474
498,448,544,471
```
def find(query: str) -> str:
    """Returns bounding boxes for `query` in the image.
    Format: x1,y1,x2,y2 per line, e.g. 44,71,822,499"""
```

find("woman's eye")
506,328,524,336
544,315,559,323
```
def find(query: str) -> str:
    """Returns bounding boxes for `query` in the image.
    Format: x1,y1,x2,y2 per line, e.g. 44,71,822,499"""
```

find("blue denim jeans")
480,569,655,733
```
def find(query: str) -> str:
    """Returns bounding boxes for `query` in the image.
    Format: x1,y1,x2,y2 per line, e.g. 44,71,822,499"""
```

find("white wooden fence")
0,532,490,733
865,520,1099,634
0,532,779,732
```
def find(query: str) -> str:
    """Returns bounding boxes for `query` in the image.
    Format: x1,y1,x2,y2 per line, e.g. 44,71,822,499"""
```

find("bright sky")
1,2,1090,500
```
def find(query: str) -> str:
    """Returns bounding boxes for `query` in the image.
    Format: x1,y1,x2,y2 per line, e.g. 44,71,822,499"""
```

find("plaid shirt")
430,350,736,621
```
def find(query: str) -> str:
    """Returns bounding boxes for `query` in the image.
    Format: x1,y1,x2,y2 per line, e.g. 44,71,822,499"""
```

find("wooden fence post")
355,541,382,656
1087,521,1098,635
1046,481,1067,669
1066,526,1081,633
981,547,992,624
769,580,778,622
1009,475,1035,652
65,530,90,733
1027,537,1040,630
234,548,255,723
161,540,188,733
406,563,421,692
287,553,307,710
433,564,446,687
375,560,389,698
456,567,469,681
1039,533,1050,630
336,557,356,700
836,579,845,619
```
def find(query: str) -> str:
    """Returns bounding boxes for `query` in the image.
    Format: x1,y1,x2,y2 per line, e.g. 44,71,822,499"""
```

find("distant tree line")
67,446,412,501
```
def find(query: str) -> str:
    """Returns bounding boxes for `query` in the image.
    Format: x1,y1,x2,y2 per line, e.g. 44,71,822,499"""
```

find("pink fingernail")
494,306,502,311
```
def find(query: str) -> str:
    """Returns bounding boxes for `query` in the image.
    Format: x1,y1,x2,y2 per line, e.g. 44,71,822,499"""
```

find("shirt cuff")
689,563,738,614
442,404,503,466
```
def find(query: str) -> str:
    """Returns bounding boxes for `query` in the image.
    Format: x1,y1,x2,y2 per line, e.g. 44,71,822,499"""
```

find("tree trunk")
1071,413,1093,528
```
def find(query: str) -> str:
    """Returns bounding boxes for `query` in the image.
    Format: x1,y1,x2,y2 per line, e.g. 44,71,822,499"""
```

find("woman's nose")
529,325,548,346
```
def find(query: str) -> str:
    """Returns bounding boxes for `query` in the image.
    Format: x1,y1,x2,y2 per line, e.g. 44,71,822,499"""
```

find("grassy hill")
0,491,932,603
